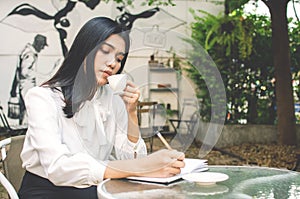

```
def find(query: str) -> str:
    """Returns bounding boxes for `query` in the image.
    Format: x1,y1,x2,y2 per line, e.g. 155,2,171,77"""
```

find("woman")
18,17,185,199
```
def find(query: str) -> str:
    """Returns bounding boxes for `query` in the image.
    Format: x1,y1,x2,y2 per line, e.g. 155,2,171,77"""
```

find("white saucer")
182,172,229,186
188,184,229,196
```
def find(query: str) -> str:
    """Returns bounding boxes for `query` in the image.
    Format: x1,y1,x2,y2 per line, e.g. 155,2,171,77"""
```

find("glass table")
98,166,300,199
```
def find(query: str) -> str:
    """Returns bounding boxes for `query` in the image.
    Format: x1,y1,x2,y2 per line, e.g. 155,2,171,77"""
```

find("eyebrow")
102,42,125,56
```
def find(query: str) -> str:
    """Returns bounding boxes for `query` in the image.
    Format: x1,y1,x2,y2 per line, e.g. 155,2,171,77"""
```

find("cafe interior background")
0,0,223,126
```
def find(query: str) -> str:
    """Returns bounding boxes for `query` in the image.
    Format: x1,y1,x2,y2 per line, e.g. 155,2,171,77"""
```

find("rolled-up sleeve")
22,87,107,187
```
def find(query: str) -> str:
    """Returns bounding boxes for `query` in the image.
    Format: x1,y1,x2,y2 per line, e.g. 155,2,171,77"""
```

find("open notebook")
126,158,208,185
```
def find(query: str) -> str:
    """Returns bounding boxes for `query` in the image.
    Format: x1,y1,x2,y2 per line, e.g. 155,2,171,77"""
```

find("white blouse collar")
73,85,113,146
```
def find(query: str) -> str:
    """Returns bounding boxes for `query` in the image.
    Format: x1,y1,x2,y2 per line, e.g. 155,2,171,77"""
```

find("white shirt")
20,85,147,188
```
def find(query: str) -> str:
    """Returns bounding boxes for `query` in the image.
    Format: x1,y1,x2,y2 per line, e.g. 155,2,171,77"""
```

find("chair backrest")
0,106,11,133
137,101,158,128
1,135,25,192
188,111,200,135
0,106,27,136
0,171,19,199
177,111,199,136
169,111,200,151
137,101,158,152
179,98,200,121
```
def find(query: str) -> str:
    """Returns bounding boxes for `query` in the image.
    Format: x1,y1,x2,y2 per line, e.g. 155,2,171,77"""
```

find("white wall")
0,0,223,125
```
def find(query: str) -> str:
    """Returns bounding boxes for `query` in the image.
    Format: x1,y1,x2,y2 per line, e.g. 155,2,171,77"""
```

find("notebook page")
126,158,208,184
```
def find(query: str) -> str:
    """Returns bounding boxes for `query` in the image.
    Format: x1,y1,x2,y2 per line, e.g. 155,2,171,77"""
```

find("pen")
156,131,172,150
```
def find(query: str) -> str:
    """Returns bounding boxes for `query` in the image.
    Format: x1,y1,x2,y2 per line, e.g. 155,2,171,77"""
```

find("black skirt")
18,171,98,199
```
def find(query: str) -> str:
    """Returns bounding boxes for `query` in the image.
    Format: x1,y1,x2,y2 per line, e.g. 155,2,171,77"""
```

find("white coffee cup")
107,74,127,94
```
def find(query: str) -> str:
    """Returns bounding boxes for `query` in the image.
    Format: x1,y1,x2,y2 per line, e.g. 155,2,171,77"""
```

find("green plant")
186,9,278,124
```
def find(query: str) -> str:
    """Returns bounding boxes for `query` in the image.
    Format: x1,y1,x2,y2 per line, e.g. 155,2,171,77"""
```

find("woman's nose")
107,60,116,69
106,57,116,68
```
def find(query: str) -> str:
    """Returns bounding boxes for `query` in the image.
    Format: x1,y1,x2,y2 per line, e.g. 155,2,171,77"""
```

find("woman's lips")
102,70,112,77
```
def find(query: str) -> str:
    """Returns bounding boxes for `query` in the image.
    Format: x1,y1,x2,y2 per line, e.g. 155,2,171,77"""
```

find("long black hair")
42,17,130,118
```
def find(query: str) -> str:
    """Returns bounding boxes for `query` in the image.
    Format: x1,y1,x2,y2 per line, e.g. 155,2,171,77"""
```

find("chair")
178,98,199,124
0,172,19,199
137,101,158,152
0,135,26,195
168,111,200,151
169,98,199,130
0,106,27,136
168,98,200,150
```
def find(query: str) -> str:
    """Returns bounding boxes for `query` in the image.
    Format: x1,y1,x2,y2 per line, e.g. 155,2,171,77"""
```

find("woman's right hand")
138,149,185,178
104,149,185,179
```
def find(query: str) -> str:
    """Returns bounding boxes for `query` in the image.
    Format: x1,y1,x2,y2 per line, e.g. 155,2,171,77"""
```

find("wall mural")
0,0,160,125
8,34,48,124
2,0,101,57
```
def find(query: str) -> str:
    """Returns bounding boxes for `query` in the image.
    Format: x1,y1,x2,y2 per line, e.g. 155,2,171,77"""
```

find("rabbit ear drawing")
116,7,160,30
78,0,100,10
7,3,52,20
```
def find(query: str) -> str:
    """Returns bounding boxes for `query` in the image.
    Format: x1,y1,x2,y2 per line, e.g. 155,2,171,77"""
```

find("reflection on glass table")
98,166,300,199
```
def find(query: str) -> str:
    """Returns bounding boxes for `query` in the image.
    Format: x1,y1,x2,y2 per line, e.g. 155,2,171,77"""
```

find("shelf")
148,62,180,121
150,88,178,92
149,67,176,72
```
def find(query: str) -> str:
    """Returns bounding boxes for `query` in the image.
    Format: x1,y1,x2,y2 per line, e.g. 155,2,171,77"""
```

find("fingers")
162,167,182,177
165,149,185,161
161,159,185,177
121,81,140,103
124,81,138,93
125,81,137,90
172,159,185,169
122,92,139,101
143,149,186,178
156,149,185,168
155,149,185,161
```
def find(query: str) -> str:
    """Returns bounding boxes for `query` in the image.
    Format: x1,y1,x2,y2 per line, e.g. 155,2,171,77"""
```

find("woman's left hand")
121,81,140,113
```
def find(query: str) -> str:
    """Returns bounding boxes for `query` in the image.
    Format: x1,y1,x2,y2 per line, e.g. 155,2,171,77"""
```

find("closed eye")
99,44,110,54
